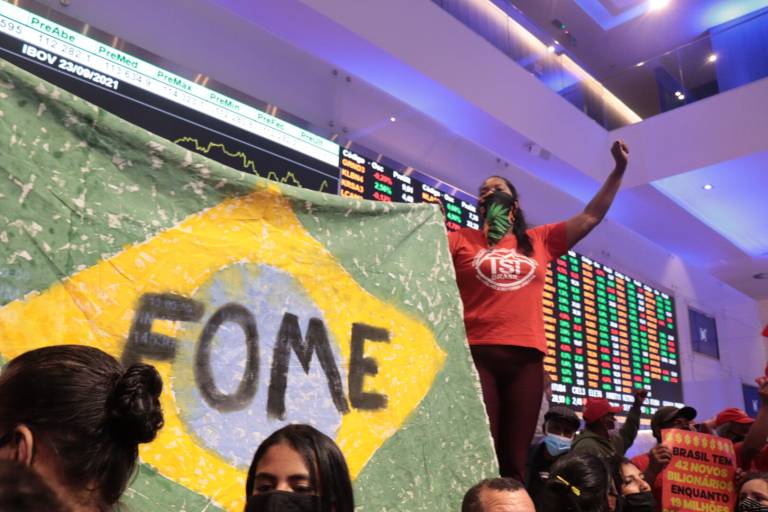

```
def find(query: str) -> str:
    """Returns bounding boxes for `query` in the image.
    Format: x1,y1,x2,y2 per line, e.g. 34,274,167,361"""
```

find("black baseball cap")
544,405,581,431
651,405,698,436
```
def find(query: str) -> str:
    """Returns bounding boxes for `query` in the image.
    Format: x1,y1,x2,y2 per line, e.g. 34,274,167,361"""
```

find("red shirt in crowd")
448,222,568,354
734,442,768,471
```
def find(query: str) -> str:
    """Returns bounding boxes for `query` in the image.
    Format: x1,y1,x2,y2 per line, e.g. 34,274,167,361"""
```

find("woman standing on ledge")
449,141,629,481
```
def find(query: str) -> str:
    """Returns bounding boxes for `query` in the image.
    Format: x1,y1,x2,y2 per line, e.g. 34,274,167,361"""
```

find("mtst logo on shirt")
472,248,538,291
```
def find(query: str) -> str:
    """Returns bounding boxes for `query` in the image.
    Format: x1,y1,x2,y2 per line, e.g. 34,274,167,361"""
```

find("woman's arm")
565,140,629,248
739,376,768,469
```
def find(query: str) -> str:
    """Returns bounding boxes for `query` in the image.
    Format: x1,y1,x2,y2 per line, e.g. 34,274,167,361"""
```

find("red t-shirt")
734,442,768,471
448,222,568,353
751,446,768,470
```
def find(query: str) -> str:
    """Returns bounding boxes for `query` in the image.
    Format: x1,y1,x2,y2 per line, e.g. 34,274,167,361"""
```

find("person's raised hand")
756,375,768,408
632,387,648,407
611,140,629,172
649,444,673,471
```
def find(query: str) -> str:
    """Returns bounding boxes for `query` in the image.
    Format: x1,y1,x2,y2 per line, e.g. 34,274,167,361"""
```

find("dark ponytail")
536,453,611,512
0,345,164,509
482,176,533,256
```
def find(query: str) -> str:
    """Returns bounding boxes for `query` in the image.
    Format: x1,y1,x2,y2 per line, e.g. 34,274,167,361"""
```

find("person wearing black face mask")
245,491,320,512
737,473,768,512
448,141,630,481
244,424,354,512
612,458,655,512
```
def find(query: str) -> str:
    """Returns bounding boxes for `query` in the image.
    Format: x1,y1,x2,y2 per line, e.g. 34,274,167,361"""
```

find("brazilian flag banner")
0,59,496,511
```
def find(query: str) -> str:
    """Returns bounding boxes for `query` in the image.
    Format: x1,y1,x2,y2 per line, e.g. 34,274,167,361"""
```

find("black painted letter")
348,323,389,410
267,314,349,419
122,293,204,367
195,303,259,412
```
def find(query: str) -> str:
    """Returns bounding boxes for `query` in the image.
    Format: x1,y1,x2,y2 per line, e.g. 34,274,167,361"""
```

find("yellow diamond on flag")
0,186,446,510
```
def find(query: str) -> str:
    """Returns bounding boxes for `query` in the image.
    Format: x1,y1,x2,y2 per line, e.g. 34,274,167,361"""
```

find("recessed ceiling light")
677,94,686,100
389,116,397,122
649,0,671,11
754,272,768,280
547,45,556,53
636,61,645,67
708,53,718,63
703,184,713,190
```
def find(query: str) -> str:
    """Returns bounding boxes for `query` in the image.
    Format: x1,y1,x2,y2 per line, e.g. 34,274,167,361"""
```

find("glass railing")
601,8,768,121
432,0,768,129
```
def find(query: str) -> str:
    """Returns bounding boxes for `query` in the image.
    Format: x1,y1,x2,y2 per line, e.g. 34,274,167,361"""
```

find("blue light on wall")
700,1,768,29
710,7,768,92
652,153,768,257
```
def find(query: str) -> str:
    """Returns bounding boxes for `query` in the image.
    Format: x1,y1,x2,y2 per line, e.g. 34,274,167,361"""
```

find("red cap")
583,398,622,423
715,407,754,427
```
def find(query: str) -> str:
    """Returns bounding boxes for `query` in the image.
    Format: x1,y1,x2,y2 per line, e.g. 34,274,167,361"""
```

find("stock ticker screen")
0,1,341,193
0,1,683,412
338,147,480,231
544,252,684,415
0,0,480,229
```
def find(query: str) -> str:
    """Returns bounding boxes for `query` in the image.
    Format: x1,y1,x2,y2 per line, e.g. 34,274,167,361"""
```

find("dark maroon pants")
470,345,544,482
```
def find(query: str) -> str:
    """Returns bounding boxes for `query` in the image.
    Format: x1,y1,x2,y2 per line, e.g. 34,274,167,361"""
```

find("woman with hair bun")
0,345,164,511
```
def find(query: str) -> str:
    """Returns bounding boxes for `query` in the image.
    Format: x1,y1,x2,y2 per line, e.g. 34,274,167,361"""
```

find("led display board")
544,251,683,415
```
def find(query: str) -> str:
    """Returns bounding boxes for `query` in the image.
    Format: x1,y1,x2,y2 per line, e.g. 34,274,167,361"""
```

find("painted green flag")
0,59,496,511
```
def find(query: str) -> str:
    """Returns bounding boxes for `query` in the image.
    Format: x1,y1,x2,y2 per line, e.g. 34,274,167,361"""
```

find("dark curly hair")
0,345,164,509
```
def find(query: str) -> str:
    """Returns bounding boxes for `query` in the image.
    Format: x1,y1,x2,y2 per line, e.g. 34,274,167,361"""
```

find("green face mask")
482,190,515,246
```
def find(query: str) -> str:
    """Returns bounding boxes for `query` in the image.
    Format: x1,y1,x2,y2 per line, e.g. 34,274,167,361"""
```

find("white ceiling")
29,0,768,301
